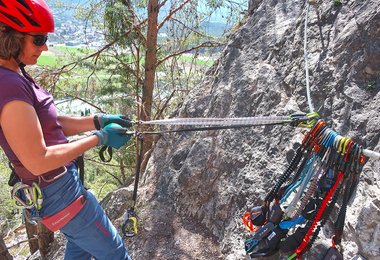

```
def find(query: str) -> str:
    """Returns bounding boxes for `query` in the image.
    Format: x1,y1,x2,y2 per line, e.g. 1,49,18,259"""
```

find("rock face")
128,0,380,259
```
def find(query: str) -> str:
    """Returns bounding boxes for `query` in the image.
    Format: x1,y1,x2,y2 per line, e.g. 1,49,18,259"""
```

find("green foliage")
333,0,343,7
367,80,377,90
83,143,136,196
207,0,224,9
104,1,137,46
0,151,22,231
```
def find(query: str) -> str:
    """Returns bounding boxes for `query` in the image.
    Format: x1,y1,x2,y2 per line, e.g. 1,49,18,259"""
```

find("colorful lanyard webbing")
333,145,363,245
292,142,354,258
280,155,315,204
290,136,334,218
284,154,319,218
302,144,360,255
264,121,319,204
287,171,343,259
243,119,370,259
304,176,342,253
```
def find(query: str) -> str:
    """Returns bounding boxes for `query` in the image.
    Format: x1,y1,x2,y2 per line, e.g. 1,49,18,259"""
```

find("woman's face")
19,33,48,65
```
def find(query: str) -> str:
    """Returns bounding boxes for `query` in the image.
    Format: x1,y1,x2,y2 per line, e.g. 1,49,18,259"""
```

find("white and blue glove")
93,114,132,130
94,123,131,149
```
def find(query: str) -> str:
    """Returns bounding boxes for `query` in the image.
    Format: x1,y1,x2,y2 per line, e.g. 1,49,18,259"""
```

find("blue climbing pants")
39,164,131,260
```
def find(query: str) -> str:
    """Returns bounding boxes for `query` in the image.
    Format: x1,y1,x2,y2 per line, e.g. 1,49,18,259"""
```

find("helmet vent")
16,0,32,12
0,10,24,28
17,7,40,27
0,1,5,8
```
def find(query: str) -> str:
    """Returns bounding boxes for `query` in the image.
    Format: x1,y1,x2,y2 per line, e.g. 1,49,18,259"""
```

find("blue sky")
157,0,249,25
207,1,248,23
48,0,249,25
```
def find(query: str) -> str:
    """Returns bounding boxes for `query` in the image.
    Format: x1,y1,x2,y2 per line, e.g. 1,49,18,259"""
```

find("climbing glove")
94,123,131,149
93,114,132,130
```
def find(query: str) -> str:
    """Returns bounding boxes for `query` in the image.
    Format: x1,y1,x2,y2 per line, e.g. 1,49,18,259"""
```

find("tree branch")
104,169,123,186
0,236,38,254
157,41,222,66
158,0,192,30
158,0,169,10
169,17,212,39
55,19,148,79
85,157,125,168
63,94,105,113
154,89,176,119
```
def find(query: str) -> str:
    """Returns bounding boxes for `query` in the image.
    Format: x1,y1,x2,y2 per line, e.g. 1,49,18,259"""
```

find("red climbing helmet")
0,0,54,33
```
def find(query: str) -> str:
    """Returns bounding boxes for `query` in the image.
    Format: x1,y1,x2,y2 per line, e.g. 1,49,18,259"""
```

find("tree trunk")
37,223,54,258
25,221,39,254
0,236,12,260
140,0,159,173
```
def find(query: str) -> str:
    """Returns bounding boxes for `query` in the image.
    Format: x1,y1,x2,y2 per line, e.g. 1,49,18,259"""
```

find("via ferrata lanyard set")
122,134,144,237
242,120,367,259
98,112,321,238
97,112,320,162
96,129,143,237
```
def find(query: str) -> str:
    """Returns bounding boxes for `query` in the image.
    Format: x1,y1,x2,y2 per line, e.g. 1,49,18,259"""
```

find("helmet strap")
18,63,36,84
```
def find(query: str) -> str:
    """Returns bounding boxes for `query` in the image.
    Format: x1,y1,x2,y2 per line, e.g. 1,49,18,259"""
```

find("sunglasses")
25,33,48,46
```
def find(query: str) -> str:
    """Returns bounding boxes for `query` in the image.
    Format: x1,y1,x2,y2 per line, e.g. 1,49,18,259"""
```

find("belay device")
242,120,368,259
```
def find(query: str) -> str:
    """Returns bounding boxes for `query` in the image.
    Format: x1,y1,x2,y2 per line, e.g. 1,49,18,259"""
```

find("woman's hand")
93,114,132,130
94,123,131,149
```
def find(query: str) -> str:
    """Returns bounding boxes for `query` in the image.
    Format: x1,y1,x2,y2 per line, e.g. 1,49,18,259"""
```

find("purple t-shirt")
0,66,68,181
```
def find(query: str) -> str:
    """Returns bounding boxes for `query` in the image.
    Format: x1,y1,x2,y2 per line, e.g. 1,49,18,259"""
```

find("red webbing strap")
41,195,86,232
295,171,344,256
333,142,355,245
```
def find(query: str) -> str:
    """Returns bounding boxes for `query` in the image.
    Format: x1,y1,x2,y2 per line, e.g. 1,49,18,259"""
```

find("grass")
38,53,59,67
180,55,215,66
38,45,215,68
37,46,95,67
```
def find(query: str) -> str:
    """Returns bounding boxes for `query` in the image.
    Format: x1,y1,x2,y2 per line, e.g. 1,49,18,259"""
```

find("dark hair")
0,22,25,60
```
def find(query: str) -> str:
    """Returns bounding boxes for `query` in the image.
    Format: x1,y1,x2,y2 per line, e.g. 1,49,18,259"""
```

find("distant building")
65,41,80,46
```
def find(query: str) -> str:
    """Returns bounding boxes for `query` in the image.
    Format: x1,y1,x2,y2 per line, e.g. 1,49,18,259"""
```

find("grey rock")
130,0,380,259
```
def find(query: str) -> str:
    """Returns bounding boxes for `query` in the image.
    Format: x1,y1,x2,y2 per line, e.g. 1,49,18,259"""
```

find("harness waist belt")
41,195,86,232
16,162,74,187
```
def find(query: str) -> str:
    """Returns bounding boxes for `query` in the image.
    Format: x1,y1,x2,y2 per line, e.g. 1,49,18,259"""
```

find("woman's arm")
0,100,98,176
57,115,96,136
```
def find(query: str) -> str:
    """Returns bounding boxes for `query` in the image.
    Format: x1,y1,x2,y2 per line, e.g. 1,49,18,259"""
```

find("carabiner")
122,208,138,237
11,182,35,209
32,182,43,210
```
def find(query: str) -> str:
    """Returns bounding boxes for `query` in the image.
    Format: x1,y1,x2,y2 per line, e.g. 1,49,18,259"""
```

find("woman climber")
0,0,132,259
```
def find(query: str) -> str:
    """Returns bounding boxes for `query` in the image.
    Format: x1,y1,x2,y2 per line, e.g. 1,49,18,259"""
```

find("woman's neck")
0,58,19,72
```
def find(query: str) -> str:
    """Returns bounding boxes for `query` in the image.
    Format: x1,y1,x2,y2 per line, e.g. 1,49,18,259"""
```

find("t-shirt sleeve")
0,75,34,113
